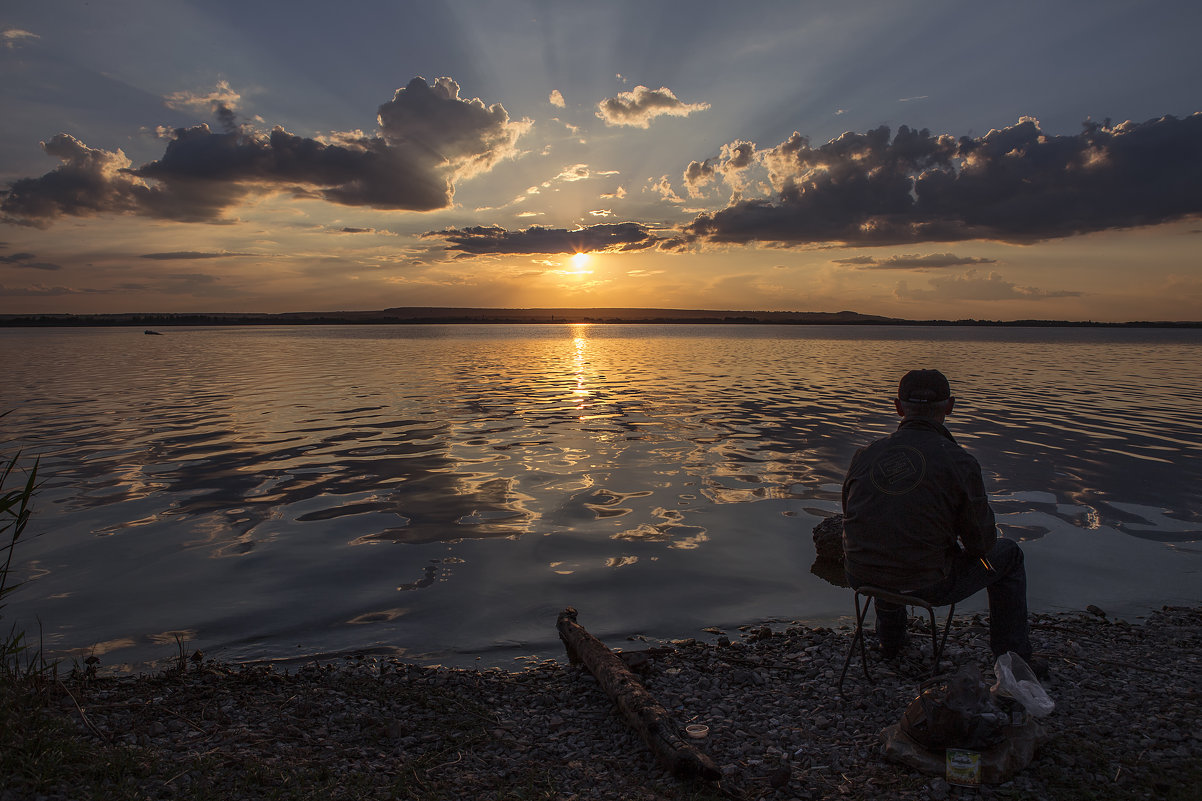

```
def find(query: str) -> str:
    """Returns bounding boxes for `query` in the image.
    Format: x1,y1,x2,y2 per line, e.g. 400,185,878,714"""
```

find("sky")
1,0,1200,322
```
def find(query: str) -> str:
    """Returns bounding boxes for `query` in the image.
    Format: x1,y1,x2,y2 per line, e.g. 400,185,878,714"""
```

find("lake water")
3,324,1200,672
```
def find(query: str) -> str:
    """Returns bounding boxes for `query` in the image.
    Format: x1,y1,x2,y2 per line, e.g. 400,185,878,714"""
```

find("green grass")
0,673,146,798
1,444,41,670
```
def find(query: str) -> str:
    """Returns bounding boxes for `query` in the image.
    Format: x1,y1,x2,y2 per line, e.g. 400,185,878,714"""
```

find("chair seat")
837,585,955,693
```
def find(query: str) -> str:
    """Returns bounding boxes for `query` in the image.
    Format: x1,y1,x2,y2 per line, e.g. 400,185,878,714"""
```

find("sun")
570,252,591,271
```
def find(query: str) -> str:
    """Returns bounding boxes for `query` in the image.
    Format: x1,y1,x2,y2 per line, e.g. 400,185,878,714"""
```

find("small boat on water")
144,330,163,335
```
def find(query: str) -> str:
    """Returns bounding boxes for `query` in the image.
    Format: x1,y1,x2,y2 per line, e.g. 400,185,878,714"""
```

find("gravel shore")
4,605,1200,801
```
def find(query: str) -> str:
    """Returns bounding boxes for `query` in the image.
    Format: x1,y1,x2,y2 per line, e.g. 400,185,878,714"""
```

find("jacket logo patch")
870,446,926,495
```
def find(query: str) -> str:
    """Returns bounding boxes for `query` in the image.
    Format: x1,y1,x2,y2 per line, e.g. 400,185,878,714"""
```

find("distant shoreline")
2,307,1200,328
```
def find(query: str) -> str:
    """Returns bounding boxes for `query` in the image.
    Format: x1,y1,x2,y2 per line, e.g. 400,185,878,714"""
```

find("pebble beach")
4,605,1201,801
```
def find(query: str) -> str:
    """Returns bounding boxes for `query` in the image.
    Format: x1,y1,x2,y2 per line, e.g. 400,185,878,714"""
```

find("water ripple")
3,324,1200,670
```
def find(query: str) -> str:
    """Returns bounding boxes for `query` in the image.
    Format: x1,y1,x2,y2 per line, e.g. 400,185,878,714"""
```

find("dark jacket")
841,417,996,590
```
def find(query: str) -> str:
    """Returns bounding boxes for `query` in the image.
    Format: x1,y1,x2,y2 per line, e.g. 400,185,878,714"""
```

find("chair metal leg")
837,591,875,693
838,588,957,691
856,593,873,682
925,606,939,674
932,603,955,674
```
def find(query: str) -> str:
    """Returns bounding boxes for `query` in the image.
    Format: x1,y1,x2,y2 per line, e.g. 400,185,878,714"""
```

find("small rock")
733,669,759,685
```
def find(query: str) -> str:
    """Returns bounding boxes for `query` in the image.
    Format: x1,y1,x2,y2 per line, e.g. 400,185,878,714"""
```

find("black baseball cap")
898,369,951,403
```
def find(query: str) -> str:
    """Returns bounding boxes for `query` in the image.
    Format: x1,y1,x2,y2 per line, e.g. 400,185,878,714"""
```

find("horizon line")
2,306,1200,328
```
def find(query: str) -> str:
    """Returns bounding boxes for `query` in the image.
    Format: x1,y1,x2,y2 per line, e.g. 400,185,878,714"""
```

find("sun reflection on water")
572,326,590,409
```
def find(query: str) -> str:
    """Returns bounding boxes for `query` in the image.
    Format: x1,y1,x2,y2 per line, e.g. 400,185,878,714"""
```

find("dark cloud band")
834,252,997,269
685,114,1202,246
425,222,659,255
139,251,244,260
1,77,526,226
0,250,61,270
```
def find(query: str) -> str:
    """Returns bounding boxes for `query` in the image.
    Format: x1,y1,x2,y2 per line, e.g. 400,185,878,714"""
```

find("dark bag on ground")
900,664,1006,749
883,664,1047,784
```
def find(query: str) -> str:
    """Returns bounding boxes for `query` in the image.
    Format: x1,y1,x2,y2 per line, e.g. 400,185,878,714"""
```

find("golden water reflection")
6,325,1202,673
573,330,590,410
148,629,198,645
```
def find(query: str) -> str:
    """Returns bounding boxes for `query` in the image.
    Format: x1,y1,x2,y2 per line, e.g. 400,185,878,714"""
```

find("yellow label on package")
946,748,981,786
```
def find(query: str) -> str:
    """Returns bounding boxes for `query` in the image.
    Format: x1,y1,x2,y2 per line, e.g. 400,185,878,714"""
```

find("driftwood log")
556,607,721,781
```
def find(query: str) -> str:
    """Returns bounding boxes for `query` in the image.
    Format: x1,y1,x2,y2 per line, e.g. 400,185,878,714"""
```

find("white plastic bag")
991,652,1054,717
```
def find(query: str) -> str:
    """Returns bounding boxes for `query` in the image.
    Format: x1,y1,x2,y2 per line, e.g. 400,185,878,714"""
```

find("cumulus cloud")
2,28,39,49
722,140,757,171
554,164,592,182
683,113,1202,247
649,175,684,204
505,163,615,202
549,89,565,108
683,160,717,196
833,252,997,269
684,139,756,198
165,80,242,116
595,85,709,128
424,222,660,255
894,270,1083,301
2,76,530,225
375,76,529,180
1,135,146,222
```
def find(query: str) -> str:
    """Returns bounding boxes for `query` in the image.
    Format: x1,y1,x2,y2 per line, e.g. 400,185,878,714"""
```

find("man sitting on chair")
841,369,1040,671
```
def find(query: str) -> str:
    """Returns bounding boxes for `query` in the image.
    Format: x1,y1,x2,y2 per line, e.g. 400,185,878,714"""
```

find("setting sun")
570,252,592,271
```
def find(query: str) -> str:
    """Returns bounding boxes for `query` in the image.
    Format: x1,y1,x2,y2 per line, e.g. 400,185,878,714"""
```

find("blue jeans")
861,538,1032,659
